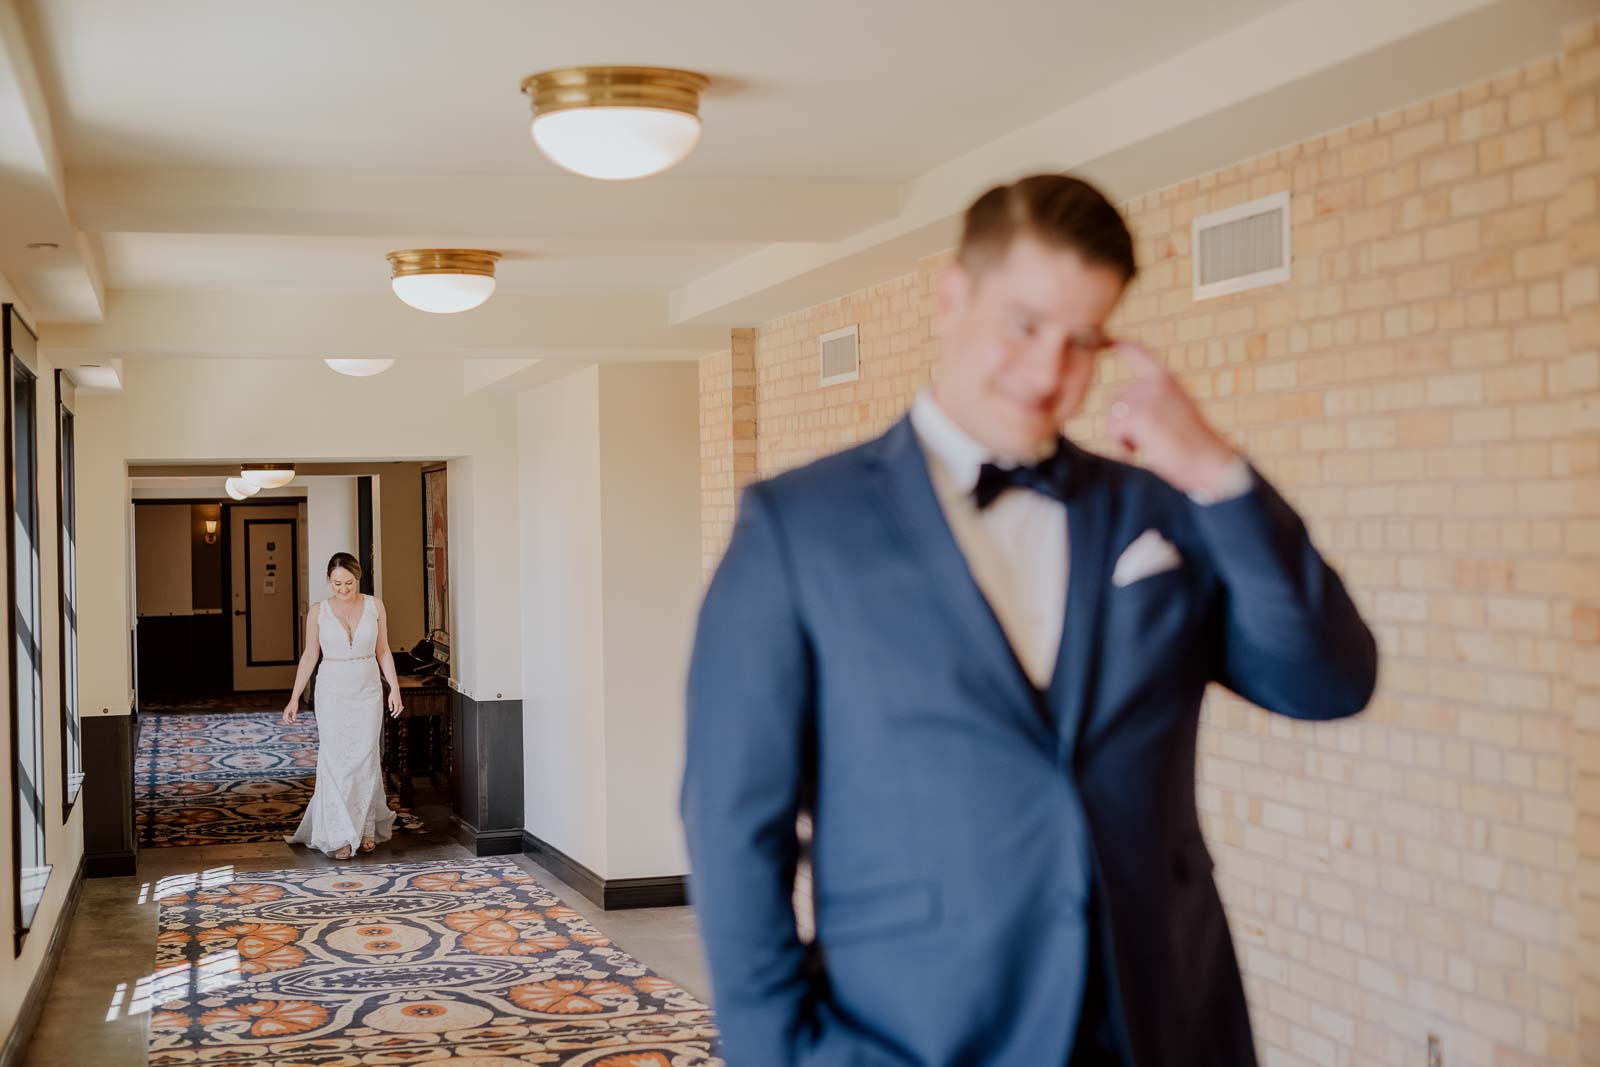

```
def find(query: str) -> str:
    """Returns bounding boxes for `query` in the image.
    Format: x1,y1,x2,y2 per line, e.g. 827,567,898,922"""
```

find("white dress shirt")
911,392,1069,688
909,391,1253,690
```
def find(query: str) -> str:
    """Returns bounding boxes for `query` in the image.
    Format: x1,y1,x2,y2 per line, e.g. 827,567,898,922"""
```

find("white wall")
448,396,522,701
598,363,699,879
518,363,700,880
520,368,608,874
304,476,359,602
74,357,522,717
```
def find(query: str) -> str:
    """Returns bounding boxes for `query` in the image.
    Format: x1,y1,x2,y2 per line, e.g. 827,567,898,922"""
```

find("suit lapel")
868,418,1052,748
1048,443,1115,763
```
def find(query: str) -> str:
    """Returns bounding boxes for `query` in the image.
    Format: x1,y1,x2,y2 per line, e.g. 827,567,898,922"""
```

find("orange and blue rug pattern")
149,858,722,1065
137,710,319,847
136,710,423,847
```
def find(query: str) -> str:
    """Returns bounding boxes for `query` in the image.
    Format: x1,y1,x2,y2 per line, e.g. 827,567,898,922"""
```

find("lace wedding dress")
286,595,395,855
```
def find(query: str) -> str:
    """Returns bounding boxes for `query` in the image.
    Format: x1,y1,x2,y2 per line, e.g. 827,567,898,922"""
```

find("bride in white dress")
282,552,403,859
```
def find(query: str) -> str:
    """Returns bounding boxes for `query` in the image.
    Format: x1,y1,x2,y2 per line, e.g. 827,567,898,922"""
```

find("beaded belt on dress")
322,655,371,663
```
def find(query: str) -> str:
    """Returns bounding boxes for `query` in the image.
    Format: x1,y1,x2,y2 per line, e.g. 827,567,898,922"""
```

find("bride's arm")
375,599,404,717
283,605,322,723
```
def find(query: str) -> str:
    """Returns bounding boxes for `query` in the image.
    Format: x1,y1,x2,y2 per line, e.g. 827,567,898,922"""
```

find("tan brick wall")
753,271,937,476
698,22,1599,1067
699,328,757,579
1562,20,1600,1066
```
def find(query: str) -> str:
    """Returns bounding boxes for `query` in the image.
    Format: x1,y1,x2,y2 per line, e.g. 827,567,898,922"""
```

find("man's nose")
1017,337,1071,396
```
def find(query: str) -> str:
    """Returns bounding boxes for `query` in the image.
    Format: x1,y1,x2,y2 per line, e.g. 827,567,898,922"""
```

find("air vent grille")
819,324,860,387
1192,191,1291,300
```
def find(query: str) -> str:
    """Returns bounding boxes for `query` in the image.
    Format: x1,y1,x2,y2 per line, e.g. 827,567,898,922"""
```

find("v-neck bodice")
319,596,376,660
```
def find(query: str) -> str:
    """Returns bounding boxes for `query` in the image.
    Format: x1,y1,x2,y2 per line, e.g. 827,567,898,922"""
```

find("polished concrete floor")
23,807,710,1065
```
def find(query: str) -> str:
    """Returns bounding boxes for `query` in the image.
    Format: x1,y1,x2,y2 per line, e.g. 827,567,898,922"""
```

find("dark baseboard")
520,831,687,911
83,715,137,879
84,849,137,879
604,875,689,911
521,830,604,905
450,817,523,857
0,854,86,1067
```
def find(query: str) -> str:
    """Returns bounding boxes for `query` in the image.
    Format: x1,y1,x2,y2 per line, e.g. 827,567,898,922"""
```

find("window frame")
56,371,81,818
5,303,49,954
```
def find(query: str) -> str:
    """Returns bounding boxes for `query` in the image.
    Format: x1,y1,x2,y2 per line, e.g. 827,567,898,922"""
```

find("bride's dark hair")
327,552,362,580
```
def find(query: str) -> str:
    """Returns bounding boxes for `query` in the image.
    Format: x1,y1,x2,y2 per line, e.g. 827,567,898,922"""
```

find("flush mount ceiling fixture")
225,477,260,501
521,66,709,181
325,358,396,377
386,249,501,314
240,463,296,490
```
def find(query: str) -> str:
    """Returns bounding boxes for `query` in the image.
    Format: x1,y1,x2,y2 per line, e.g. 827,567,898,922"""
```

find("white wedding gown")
286,595,395,855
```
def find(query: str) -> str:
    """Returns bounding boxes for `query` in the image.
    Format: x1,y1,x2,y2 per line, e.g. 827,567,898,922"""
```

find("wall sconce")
204,519,219,545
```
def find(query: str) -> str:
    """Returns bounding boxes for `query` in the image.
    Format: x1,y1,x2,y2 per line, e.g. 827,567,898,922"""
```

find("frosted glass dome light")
225,477,259,501
521,67,709,182
325,358,396,377
532,106,701,181
385,250,501,314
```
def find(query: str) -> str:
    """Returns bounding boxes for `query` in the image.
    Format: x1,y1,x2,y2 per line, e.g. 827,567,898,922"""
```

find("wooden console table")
382,675,451,809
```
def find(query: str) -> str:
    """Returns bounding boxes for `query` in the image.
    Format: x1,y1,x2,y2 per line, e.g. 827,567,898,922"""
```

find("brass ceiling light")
520,66,709,181
386,249,502,314
240,464,296,490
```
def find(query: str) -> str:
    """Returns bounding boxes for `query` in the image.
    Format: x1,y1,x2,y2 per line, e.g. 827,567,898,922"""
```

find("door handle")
233,610,247,617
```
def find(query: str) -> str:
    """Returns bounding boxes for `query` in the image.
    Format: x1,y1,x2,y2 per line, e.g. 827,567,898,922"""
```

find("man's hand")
1106,342,1243,497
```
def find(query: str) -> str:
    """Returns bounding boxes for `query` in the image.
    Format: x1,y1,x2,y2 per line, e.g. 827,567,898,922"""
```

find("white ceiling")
25,0,1289,181
2,0,1591,381
100,234,762,292
18,0,1288,299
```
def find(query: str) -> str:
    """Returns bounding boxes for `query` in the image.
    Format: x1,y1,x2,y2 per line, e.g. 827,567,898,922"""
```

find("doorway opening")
127,462,453,849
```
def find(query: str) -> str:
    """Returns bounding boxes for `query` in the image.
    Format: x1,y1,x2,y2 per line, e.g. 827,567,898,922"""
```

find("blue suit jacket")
682,417,1377,1067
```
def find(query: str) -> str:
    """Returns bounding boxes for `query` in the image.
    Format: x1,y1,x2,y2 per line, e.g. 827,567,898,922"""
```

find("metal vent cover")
819,324,859,387
1192,191,1291,300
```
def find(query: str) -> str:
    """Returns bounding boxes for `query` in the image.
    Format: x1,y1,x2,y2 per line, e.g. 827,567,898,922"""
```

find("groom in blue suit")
682,174,1377,1067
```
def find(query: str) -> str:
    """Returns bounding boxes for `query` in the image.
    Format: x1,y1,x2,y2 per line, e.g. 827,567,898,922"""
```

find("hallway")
22,838,710,1065
1,1,1598,1064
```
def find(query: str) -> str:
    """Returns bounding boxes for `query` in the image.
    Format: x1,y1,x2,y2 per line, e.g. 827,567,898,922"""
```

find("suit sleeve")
1190,467,1378,720
681,483,817,1066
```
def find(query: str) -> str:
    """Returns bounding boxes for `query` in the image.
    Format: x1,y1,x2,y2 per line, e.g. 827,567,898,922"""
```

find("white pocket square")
1112,529,1182,588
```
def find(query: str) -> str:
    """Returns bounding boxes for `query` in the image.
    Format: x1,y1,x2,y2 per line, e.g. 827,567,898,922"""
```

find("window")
58,374,81,813
5,304,47,947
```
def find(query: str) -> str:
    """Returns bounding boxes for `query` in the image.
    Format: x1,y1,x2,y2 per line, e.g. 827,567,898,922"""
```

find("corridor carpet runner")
136,709,424,846
149,858,722,1065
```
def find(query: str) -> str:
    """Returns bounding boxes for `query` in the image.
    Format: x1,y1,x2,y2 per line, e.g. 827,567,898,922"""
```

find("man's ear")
932,262,971,338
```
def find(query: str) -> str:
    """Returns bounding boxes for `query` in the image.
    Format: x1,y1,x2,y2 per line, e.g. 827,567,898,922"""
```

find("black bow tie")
972,441,1075,509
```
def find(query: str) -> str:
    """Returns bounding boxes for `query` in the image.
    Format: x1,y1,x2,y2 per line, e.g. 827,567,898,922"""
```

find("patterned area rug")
137,710,424,847
149,858,722,1065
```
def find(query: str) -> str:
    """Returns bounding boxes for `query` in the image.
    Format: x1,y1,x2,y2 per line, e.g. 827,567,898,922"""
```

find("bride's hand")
282,701,298,725
387,690,404,718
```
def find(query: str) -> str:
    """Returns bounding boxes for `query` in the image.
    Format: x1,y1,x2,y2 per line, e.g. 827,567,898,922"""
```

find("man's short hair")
957,174,1137,284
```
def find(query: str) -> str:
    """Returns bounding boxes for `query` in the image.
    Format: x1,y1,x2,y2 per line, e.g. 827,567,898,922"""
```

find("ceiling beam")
670,0,1594,327
67,167,902,244
40,289,729,364
0,0,103,322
